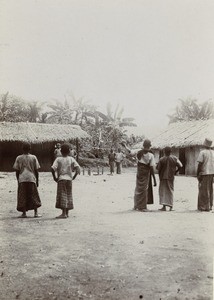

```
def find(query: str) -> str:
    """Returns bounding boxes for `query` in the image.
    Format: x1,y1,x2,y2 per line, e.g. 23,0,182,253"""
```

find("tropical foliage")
0,93,137,148
168,98,214,123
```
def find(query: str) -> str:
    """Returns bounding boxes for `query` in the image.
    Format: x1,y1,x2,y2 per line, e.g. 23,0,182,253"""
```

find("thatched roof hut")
151,119,214,149
0,122,89,143
0,122,90,171
151,119,214,175
132,119,214,175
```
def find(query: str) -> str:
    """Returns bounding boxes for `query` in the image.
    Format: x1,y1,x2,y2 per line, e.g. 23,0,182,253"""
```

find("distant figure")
51,143,81,218
156,146,182,211
115,148,125,174
54,143,62,158
108,149,116,175
13,142,42,218
69,145,77,159
197,138,214,211
122,140,157,212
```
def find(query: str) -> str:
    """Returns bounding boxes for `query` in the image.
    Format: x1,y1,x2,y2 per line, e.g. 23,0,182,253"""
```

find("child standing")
51,143,80,218
13,142,42,218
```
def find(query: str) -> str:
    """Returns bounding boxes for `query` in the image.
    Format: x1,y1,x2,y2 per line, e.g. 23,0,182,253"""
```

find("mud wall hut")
0,122,89,171
150,119,214,176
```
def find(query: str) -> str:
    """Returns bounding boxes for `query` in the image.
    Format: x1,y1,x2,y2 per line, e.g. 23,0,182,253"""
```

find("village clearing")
0,169,213,300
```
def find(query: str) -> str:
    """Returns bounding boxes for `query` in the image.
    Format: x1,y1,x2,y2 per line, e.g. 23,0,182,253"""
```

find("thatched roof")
0,122,89,143
150,119,214,149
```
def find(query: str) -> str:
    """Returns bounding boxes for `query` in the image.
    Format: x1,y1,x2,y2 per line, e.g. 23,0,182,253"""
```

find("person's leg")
56,209,67,218
20,209,27,218
66,208,69,217
34,208,42,217
198,176,210,211
159,205,166,211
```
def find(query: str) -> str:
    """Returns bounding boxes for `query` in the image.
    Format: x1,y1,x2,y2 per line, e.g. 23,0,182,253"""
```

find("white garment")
130,149,155,167
197,149,214,175
52,156,80,181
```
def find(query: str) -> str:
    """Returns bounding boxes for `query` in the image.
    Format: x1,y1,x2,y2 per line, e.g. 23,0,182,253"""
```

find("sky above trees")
0,0,214,128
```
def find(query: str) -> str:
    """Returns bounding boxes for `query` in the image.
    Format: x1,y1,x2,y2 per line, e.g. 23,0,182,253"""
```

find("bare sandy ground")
0,168,213,300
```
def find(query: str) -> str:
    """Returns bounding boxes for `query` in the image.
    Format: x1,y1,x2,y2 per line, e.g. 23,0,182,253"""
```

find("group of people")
12,137,214,218
122,137,214,212
13,142,80,219
108,148,125,175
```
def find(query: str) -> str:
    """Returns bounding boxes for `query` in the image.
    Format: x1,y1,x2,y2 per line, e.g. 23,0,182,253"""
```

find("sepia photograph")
0,0,214,299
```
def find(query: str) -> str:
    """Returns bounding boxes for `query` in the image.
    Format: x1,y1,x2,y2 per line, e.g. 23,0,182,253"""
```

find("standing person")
197,138,214,211
51,143,81,218
122,139,157,212
108,149,116,175
156,146,182,211
13,142,42,218
69,144,77,159
54,143,62,158
115,148,125,174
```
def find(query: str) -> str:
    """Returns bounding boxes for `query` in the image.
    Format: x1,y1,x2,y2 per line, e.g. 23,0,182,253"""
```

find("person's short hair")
61,143,70,155
143,139,151,150
164,146,171,155
22,142,31,152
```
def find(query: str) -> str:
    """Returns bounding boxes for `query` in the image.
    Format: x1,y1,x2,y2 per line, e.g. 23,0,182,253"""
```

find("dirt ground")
0,168,213,300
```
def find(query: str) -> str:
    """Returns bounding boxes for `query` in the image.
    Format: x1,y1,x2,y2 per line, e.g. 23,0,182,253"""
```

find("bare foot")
19,214,27,218
159,207,166,211
56,214,67,219
34,214,42,218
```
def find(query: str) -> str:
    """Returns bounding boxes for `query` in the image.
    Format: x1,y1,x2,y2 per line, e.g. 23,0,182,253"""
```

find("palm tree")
168,98,214,123
46,100,74,124
97,102,137,148
27,101,46,123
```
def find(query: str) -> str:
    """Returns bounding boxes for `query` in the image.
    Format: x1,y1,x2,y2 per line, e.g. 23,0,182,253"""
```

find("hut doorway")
179,148,186,174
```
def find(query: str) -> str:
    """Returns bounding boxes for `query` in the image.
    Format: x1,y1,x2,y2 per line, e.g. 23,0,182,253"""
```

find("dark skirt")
147,174,154,205
17,182,41,212
198,175,213,211
134,163,150,210
56,180,74,210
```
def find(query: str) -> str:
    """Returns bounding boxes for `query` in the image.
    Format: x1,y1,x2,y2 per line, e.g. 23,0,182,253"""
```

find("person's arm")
72,165,81,180
156,161,162,180
35,169,39,187
72,158,81,180
121,142,138,157
150,154,157,186
197,162,203,182
196,151,203,182
150,167,157,186
175,159,183,175
15,170,20,182
51,167,58,182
